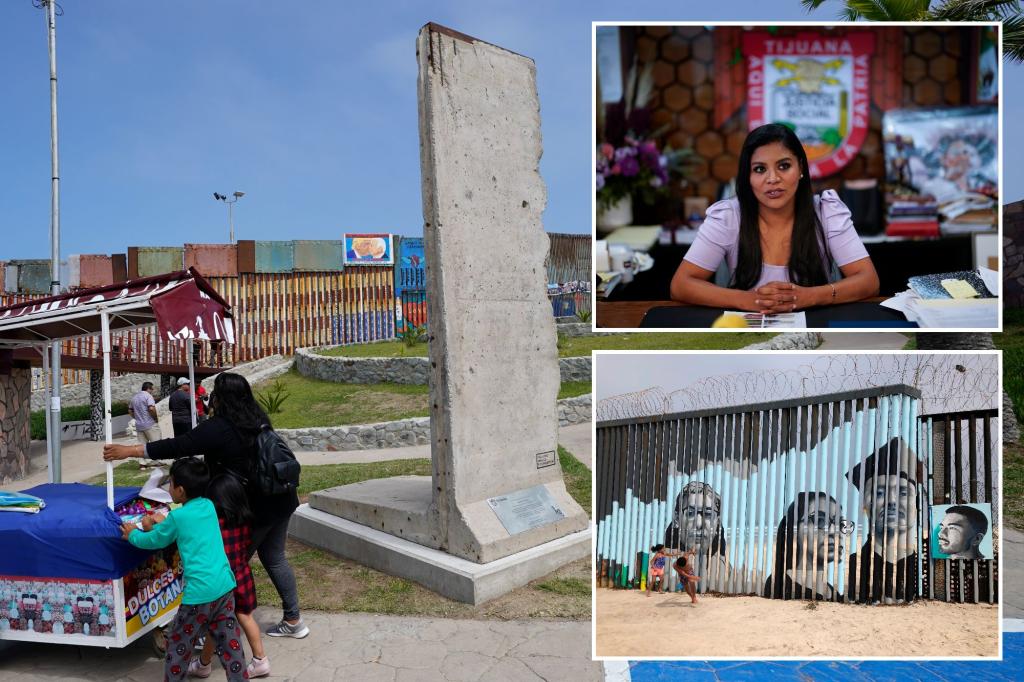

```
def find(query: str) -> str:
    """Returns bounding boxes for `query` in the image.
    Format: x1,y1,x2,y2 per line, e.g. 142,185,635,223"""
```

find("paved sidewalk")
816,332,908,350
1005,527,1024,619
0,610,600,681
2,422,593,490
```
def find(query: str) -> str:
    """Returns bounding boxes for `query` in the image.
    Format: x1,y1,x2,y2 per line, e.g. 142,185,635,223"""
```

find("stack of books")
885,196,939,237
939,193,997,235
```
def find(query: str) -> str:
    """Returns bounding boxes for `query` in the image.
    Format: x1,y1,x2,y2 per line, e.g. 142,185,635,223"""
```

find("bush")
30,401,129,440
256,380,290,415
398,324,427,350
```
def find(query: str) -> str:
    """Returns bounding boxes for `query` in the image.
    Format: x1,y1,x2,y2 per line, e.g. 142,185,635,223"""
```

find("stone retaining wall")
30,371,162,412
296,346,593,384
295,347,429,385
0,367,32,483
278,394,592,451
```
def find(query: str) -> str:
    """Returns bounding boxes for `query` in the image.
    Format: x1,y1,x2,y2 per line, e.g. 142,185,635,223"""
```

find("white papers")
139,467,173,504
979,266,999,297
882,290,998,329
723,311,808,329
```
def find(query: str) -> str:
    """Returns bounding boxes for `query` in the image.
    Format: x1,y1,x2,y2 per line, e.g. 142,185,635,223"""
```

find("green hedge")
30,401,130,440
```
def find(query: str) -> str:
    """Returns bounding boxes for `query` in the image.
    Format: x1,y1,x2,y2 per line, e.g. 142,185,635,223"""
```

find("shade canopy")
0,268,233,348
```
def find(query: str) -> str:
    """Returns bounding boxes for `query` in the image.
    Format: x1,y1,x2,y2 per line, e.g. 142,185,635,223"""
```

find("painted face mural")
592,387,980,604
935,504,990,560
765,492,854,600
864,473,919,537
795,496,852,567
670,482,722,553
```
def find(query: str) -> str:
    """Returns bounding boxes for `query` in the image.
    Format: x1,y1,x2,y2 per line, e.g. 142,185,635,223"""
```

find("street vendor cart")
0,268,233,651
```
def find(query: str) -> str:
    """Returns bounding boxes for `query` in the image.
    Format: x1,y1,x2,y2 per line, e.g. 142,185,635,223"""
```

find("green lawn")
319,331,775,359
92,450,590,512
253,370,589,429
257,370,429,428
997,309,1023,527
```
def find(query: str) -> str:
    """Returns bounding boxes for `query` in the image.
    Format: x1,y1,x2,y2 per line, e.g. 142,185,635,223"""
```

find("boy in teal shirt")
122,457,247,681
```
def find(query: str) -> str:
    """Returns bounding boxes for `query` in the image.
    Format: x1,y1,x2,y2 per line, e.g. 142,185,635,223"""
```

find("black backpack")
252,424,301,496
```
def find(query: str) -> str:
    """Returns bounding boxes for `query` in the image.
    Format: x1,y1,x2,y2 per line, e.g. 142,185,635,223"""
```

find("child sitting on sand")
673,551,701,604
647,545,678,596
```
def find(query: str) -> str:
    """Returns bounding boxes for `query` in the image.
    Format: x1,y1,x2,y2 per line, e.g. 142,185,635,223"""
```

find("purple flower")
614,146,636,162
620,156,640,177
596,173,605,190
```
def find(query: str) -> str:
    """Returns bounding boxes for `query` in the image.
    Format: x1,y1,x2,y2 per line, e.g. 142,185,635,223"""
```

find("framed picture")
343,233,394,266
930,502,994,560
973,231,998,272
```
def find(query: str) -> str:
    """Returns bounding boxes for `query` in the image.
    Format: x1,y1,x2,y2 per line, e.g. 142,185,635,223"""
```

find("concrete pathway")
0,610,600,682
2,422,593,491
1005,527,1024,620
816,332,908,350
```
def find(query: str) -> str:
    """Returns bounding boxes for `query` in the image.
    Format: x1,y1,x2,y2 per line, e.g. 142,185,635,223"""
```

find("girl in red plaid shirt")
189,475,270,679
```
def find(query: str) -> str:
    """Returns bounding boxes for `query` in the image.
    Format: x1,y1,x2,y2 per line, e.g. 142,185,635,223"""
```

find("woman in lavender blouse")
669,124,879,313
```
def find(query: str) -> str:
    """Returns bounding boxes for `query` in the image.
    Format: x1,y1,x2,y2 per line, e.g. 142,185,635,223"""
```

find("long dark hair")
209,372,271,447
733,124,833,291
206,474,254,528
764,491,836,598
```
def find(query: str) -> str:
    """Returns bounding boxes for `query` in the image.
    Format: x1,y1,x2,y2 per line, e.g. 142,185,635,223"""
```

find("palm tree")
805,0,1019,441
802,0,1023,62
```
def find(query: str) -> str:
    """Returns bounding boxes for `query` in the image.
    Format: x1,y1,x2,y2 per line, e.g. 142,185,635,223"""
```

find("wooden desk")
597,297,894,329
597,300,685,328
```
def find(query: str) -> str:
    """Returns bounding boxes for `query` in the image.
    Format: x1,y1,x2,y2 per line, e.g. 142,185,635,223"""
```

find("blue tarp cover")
0,483,152,581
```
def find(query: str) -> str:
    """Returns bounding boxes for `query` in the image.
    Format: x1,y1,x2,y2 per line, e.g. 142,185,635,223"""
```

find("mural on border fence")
931,503,993,561
596,386,929,604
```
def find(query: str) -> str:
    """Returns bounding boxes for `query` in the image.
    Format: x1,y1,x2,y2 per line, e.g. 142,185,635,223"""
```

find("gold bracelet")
830,283,836,301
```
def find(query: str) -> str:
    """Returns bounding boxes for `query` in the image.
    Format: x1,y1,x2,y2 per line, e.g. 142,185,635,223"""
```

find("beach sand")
595,589,999,658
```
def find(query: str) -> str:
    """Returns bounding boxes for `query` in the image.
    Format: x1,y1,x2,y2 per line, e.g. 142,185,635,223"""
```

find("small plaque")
299,436,315,446
535,450,556,469
487,485,565,536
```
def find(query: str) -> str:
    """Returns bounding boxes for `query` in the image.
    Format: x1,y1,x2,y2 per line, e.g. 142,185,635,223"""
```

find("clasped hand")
751,282,807,314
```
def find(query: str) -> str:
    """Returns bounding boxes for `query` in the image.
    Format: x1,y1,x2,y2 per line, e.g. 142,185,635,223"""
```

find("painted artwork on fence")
596,386,926,604
931,503,993,561
395,237,426,333
344,234,394,266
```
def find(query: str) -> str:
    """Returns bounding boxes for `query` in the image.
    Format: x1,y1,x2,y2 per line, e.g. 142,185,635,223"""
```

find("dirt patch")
595,589,999,657
252,539,591,621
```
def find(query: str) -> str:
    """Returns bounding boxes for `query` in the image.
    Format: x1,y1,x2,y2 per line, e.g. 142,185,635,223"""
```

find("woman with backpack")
102,372,308,639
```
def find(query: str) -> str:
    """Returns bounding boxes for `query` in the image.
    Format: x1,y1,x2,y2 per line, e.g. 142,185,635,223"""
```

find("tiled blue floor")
628,632,1022,681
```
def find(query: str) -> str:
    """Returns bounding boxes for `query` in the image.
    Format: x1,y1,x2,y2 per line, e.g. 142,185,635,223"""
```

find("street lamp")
213,191,245,243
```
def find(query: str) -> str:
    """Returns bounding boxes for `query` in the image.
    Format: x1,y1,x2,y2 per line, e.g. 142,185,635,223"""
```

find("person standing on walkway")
102,372,309,640
170,377,194,436
128,381,161,443
195,383,209,423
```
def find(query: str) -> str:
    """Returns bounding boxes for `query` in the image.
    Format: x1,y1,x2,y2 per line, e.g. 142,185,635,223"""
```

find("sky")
0,0,1019,260
594,352,998,414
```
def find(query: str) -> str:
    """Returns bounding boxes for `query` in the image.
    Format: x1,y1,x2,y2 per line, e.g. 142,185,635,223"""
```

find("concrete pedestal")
289,503,590,605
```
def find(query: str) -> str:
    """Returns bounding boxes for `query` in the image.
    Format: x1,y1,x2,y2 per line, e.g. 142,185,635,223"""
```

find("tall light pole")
41,0,63,482
213,191,245,243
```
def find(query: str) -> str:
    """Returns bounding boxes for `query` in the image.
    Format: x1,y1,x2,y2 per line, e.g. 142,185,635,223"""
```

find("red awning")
0,268,233,347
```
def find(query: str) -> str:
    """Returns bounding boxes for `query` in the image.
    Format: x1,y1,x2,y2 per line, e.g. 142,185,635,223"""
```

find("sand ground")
595,589,1000,658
